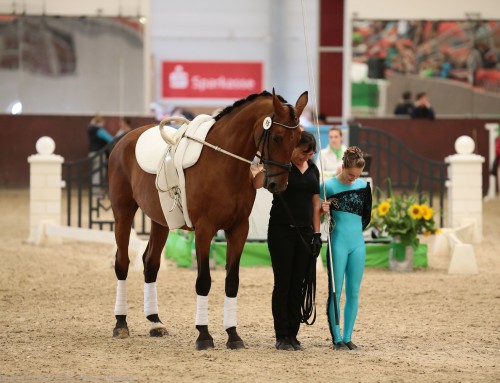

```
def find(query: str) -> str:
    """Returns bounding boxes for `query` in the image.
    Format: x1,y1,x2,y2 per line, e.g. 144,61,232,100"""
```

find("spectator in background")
440,52,453,79
393,91,414,116
492,134,500,196
467,42,484,86
411,92,435,120
88,114,113,154
171,107,195,121
114,117,133,140
316,126,347,175
108,117,133,156
299,108,314,127
318,113,328,125
87,114,113,195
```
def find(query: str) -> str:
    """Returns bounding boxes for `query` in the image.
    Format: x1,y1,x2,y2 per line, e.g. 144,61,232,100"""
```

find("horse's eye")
272,135,283,144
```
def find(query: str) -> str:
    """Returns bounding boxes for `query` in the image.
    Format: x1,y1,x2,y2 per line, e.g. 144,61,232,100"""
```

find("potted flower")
369,182,439,271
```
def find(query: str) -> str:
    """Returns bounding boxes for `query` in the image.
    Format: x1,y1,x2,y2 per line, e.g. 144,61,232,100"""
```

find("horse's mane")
214,90,290,122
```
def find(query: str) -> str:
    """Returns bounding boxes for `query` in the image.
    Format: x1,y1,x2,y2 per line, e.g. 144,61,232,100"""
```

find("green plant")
369,180,440,256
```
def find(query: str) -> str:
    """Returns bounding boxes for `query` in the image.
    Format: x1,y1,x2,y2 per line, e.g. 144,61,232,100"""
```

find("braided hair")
342,146,365,169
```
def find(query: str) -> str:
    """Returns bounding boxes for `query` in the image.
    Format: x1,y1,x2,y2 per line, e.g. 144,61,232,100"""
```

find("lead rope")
277,193,317,325
300,0,339,326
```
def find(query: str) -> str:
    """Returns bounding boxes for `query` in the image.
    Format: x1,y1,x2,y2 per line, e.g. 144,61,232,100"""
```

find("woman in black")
256,131,322,351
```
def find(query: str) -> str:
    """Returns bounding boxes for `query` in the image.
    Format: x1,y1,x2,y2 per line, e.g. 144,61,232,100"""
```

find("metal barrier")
349,123,448,226
62,141,149,236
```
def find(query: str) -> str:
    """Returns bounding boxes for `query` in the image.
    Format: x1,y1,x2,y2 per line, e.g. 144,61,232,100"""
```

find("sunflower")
409,204,423,219
378,201,390,216
369,180,440,250
421,205,434,221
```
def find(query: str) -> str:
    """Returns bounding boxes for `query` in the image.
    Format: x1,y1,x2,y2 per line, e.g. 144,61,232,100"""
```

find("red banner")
162,61,263,99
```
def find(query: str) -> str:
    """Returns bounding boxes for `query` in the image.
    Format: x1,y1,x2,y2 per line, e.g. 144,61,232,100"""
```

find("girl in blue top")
320,146,372,351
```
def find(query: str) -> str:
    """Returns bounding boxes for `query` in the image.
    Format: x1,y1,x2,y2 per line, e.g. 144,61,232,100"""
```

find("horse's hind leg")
223,221,249,349
112,203,138,339
143,220,169,337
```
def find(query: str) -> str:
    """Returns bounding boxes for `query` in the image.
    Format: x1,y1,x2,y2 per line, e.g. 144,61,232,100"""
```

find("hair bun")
342,146,365,168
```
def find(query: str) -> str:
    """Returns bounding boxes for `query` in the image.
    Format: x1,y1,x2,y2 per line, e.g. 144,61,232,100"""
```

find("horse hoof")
226,340,245,350
150,327,169,337
113,327,130,339
195,339,215,350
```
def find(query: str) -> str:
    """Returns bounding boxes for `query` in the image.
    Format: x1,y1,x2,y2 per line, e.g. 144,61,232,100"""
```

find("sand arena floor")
0,189,499,382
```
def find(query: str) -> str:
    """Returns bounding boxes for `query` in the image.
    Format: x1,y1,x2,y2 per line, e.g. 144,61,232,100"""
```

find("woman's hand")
321,201,330,214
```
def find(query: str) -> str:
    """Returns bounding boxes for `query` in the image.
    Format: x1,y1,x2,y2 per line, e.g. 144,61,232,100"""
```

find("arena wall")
1,115,497,189
353,117,498,196
0,114,155,187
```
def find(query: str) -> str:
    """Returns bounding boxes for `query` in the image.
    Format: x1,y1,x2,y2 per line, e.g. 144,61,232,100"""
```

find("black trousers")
268,224,313,340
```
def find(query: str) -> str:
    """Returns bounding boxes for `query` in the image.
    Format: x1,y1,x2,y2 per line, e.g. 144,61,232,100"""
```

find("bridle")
255,114,300,179
176,113,300,183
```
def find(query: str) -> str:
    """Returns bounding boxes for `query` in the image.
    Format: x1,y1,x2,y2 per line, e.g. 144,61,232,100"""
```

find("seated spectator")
394,91,414,116
411,92,435,120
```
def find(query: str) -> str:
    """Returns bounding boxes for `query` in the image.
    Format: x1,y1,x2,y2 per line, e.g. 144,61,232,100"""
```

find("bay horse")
108,89,308,350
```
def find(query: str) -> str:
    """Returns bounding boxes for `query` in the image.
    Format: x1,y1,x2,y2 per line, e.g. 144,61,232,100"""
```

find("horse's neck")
212,101,270,161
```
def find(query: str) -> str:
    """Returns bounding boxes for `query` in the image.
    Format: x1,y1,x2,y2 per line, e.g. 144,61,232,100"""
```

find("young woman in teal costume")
320,146,372,350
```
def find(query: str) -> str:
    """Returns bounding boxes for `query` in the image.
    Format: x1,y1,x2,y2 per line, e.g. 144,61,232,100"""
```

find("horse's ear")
272,89,288,117
294,91,308,117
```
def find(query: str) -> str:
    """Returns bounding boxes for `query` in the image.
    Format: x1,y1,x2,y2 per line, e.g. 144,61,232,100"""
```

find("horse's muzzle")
265,180,288,194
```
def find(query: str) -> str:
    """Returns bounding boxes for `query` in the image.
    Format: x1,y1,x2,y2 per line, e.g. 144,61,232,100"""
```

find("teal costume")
321,177,372,345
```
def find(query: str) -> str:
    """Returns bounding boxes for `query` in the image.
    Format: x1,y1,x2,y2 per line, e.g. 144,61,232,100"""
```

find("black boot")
275,337,294,351
345,341,359,350
334,341,348,351
290,338,303,351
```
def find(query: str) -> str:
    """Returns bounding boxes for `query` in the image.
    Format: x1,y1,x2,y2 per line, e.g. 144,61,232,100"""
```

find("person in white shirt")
316,126,346,175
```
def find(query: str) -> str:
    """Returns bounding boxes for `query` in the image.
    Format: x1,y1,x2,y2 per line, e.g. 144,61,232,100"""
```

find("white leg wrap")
223,296,238,330
114,280,127,316
195,295,209,326
144,282,159,317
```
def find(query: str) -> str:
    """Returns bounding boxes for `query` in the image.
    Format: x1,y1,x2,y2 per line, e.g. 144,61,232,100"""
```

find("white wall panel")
150,0,318,108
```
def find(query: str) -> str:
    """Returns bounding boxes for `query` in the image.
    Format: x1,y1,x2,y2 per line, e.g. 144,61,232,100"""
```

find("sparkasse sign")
162,61,263,99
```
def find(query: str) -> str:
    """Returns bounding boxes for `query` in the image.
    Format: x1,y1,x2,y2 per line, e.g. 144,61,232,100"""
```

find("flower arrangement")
369,182,440,259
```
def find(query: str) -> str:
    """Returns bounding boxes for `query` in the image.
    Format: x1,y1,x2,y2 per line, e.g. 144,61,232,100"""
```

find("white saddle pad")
135,125,177,175
135,115,216,229
135,114,215,175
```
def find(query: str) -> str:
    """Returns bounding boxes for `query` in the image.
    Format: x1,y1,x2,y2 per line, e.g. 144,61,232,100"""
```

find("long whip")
300,0,339,326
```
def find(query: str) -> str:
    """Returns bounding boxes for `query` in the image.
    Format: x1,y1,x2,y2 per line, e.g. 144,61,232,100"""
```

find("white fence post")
27,136,64,244
445,136,484,244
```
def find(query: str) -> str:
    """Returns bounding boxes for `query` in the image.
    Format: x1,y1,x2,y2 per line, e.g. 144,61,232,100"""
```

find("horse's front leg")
143,221,169,337
223,221,249,349
194,226,217,350
112,204,138,339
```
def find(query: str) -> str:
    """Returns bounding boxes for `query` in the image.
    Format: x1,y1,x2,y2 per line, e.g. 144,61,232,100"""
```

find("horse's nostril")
267,182,277,193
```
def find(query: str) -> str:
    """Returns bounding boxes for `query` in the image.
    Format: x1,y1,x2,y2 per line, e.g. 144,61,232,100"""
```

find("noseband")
256,115,300,179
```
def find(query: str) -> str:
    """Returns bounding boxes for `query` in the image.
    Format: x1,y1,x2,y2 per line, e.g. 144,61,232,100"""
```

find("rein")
184,115,299,180
184,134,253,165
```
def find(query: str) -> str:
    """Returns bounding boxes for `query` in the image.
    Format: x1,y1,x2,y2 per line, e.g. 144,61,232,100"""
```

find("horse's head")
258,89,308,194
